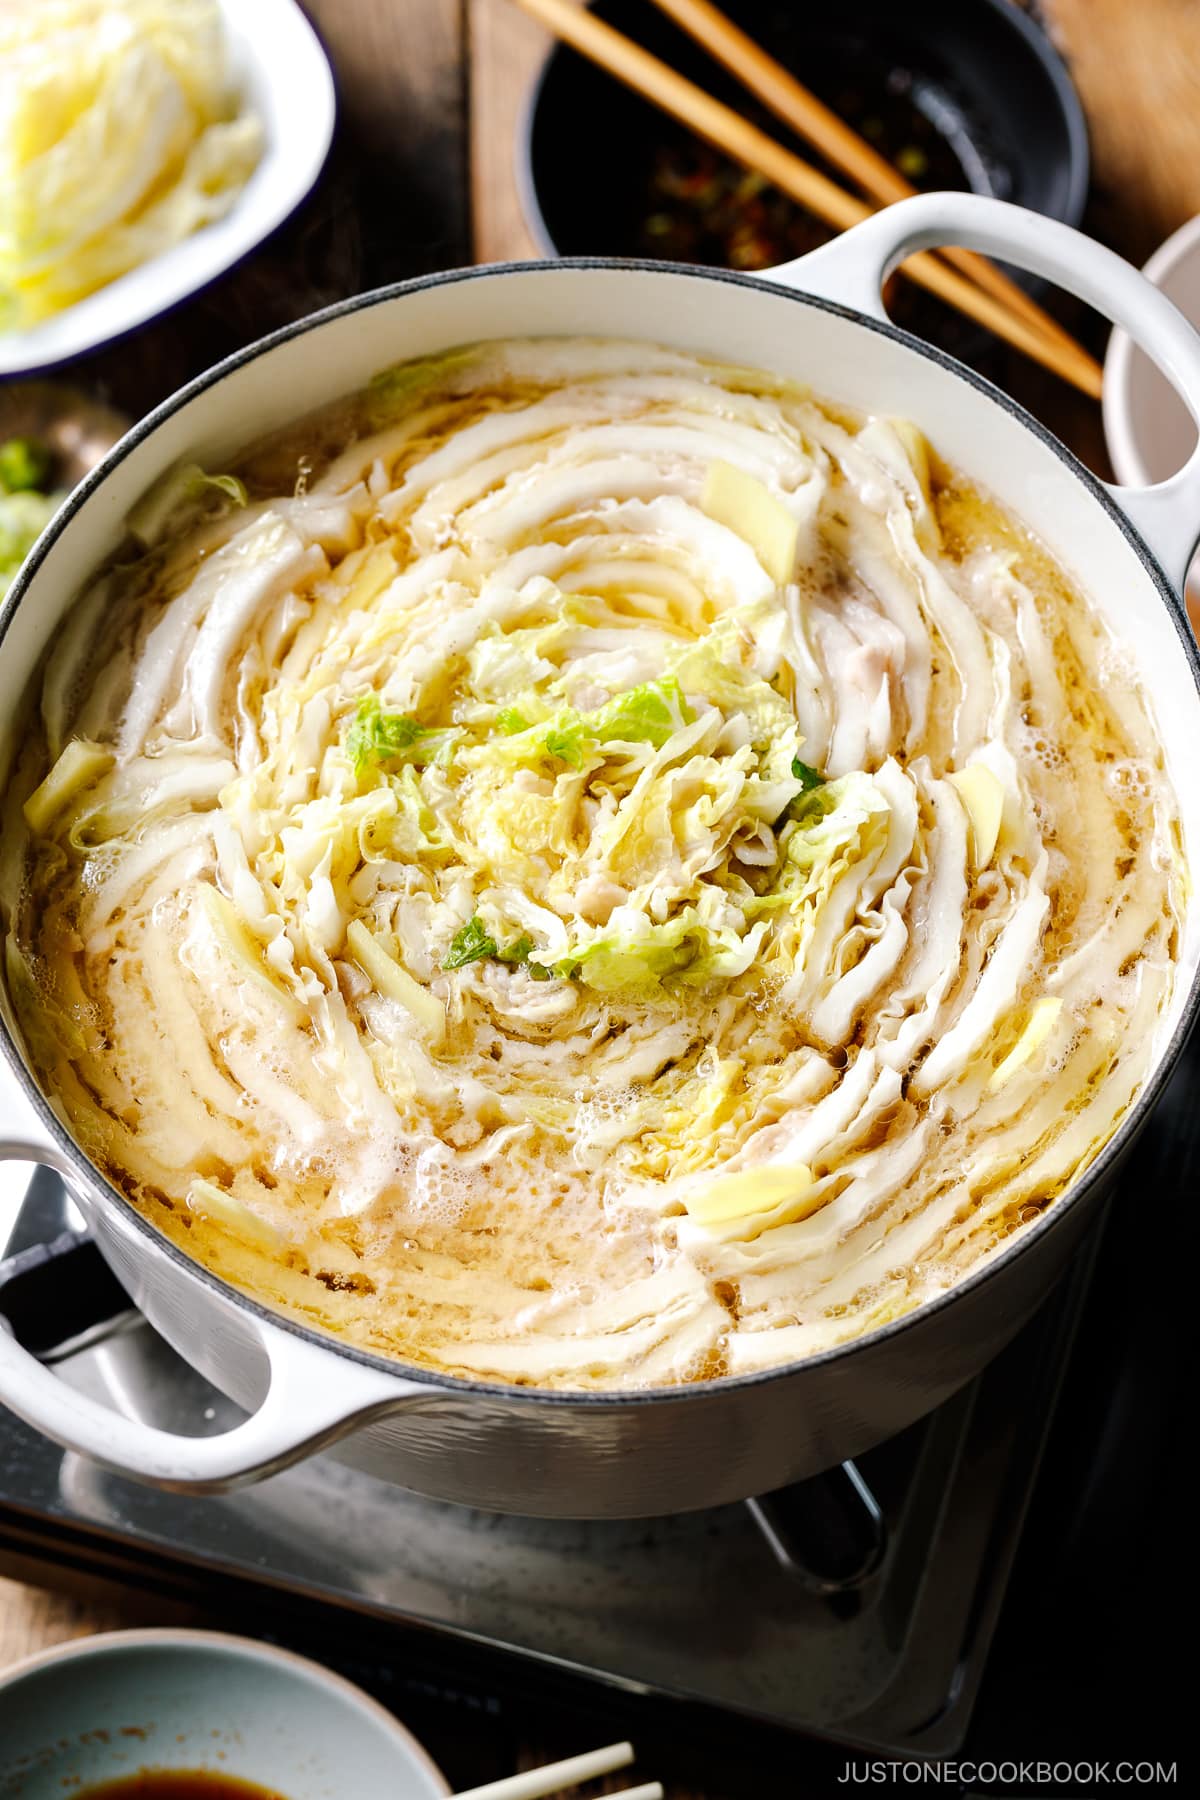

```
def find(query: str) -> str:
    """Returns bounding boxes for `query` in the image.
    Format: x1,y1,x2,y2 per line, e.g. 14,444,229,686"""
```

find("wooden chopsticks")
646,0,1092,369
509,0,1103,399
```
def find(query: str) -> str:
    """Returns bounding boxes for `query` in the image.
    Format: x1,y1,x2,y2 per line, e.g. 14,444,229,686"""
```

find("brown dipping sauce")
633,48,967,272
78,1776,287,1800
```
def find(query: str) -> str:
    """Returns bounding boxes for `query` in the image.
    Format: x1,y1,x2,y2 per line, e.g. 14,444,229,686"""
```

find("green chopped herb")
0,436,53,494
782,758,833,826
444,921,540,973
443,916,497,969
345,695,428,775
496,934,534,965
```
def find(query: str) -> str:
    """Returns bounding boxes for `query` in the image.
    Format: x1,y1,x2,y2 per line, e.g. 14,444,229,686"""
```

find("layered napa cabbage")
1,339,1183,1388
0,0,262,330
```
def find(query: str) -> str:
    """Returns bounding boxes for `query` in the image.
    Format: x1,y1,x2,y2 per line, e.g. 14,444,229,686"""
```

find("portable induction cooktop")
2,1031,1195,1787
0,1166,1084,1760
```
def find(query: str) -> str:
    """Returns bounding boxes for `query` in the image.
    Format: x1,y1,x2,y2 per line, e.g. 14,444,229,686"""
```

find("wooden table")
3,0,1199,1789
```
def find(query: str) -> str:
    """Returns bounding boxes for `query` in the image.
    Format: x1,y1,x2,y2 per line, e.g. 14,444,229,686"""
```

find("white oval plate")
0,0,336,377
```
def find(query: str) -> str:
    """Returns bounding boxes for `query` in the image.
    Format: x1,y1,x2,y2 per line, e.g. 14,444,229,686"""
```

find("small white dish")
0,0,336,378
0,1628,450,1799
1104,214,1200,622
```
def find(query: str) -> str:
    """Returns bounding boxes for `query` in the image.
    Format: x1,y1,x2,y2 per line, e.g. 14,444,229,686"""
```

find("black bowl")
522,0,1088,316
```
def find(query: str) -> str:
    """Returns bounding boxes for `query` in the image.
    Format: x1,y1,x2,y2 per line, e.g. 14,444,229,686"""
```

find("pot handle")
0,1044,77,1178
0,1069,426,1491
768,193,1200,593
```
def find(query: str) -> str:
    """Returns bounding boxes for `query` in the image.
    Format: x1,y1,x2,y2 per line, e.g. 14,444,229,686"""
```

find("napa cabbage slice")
197,884,304,1021
683,1163,815,1226
700,460,800,585
551,901,769,997
366,346,482,425
128,463,249,548
187,1177,282,1249
346,918,445,1042
343,696,462,778
949,762,1005,869
481,677,695,772
22,738,115,835
752,769,892,931
988,996,1062,1090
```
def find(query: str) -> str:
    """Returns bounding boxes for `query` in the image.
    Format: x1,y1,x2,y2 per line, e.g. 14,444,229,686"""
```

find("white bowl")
1104,214,1200,625
0,0,336,377
0,1629,450,1799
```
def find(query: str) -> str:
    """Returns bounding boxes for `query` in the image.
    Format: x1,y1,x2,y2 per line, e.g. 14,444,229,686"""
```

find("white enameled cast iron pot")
2,195,1200,1518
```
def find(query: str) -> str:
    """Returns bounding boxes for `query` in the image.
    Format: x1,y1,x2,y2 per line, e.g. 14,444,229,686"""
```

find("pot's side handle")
0,1045,75,1175
767,193,1200,593
0,1134,425,1494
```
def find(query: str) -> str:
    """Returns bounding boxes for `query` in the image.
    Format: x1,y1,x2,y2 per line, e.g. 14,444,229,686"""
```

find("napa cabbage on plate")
0,0,263,329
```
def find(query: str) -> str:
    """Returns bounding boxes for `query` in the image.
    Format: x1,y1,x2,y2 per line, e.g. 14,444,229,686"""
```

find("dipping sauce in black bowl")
523,0,1088,358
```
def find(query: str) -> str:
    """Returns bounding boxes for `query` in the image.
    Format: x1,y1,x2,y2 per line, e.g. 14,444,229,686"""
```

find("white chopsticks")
451,1740,663,1800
